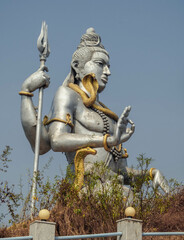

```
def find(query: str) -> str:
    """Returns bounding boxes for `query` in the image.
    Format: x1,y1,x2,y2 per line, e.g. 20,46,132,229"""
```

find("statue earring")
75,73,80,80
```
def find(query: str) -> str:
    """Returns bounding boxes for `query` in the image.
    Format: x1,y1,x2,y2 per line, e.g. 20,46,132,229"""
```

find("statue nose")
103,65,111,76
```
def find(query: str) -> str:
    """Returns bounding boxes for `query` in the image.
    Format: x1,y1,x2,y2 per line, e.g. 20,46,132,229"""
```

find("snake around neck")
68,73,118,122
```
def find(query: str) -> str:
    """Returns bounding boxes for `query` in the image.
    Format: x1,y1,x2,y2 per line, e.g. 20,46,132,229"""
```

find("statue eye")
96,61,103,67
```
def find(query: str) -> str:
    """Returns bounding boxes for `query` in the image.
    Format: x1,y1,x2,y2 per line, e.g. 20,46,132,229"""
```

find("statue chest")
74,103,115,134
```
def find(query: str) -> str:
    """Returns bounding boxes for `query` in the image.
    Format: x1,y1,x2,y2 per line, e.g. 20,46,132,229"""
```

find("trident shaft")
31,21,50,219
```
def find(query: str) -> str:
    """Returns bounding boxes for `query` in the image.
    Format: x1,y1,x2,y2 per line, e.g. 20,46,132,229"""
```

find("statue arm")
125,167,169,194
48,87,106,152
48,88,135,152
20,67,51,154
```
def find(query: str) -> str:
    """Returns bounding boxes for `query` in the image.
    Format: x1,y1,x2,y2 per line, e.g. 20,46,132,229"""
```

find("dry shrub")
1,184,184,239
0,159,183,239
143,236,184,240
50,179,124,236
143,187,184,232
0,221,30,237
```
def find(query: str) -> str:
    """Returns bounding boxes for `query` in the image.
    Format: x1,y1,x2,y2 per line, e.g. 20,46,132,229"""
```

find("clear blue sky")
0,0,184,220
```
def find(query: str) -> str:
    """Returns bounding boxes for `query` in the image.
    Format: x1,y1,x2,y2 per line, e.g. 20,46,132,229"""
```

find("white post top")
30,220,56,226
117,218,143,223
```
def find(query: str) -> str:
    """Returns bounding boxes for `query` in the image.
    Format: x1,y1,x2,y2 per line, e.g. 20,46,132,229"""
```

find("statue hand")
120,119,135,143
21,66,50,92
108,106,135,146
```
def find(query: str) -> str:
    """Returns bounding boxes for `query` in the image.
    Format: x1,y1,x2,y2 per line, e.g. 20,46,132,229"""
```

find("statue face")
79,52,111,93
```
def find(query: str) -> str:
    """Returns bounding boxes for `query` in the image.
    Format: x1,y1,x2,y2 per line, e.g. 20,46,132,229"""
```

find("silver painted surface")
20,27,169,203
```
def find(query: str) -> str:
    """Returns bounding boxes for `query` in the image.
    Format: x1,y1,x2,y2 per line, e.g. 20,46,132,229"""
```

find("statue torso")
58,86,128,174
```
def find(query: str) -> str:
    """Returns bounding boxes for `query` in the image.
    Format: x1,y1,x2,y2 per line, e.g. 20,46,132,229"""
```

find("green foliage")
0,149,62,224
19,157,62,220
128,154,155,218
128,154,181,221
0,146,12,172
0,146,21,223
81,161,127,219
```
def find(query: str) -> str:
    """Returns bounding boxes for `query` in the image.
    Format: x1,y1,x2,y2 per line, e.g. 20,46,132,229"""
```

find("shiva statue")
19,27,169,197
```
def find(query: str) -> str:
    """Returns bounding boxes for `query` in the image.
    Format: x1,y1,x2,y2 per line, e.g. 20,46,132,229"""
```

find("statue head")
63,28,111,93
71,27,109,68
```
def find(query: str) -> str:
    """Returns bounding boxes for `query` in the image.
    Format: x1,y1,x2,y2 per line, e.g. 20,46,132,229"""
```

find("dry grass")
0,182,183,239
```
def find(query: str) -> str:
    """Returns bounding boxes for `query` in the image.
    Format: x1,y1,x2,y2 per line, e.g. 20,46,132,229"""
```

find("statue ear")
71,60,79,72
71,60,81,81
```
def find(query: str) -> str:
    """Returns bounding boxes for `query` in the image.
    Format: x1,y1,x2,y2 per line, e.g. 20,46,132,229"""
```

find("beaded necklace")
91,106,123,162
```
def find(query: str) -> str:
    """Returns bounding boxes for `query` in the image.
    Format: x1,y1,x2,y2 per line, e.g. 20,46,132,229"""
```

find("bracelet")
149,167,156,180
122,148,129,158
19,91,34,97
103,134,111,152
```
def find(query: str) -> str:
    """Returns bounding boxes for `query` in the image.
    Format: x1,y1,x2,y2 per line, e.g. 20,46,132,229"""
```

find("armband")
19,91,34,97
149,167,156,180
43,113,74,129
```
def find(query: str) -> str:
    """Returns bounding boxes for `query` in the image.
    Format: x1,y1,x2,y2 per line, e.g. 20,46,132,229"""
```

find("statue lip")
101,77,108,83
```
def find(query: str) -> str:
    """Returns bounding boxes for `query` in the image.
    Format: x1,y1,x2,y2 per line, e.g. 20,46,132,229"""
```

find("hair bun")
86,27,95,34
77,27,105,49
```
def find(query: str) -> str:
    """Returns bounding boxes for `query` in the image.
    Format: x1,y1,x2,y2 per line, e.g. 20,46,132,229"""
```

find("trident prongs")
37,21,50,61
